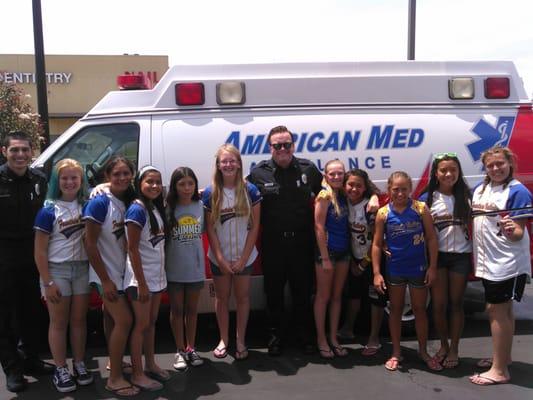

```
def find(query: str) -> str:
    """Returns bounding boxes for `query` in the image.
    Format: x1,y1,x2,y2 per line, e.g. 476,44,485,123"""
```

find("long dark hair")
165,167,200,233
133,166,166,236
344,168,380,199
102,155,136,208
421,155,471,222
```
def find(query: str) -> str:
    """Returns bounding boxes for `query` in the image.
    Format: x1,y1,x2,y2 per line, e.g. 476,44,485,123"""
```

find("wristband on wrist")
44,280,54,287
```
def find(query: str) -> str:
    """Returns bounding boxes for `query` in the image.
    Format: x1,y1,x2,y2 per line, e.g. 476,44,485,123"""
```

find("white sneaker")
173,352,187,371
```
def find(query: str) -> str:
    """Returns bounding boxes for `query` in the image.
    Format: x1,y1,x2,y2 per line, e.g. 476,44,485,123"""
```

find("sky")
2,0,533,97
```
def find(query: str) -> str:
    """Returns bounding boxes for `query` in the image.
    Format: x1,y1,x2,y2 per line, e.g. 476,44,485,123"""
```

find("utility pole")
408,0,416,60
32,0,50,151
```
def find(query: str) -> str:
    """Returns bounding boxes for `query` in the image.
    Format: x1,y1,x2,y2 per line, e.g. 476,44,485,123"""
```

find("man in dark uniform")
0,131,53,393
248,125,323,356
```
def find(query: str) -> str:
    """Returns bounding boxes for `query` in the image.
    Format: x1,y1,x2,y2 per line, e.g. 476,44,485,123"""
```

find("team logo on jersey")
149,232,165,247
467,116,515,163
432,214,463,231
173,215,202,242
220,208,236,225
350,222,366,234
112,220,125,240
58,217,84,238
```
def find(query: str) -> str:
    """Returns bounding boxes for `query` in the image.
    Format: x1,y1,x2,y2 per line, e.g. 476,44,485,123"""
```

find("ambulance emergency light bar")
449,77,510,99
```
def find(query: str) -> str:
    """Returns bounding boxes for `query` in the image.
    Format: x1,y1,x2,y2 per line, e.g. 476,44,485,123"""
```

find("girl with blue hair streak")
34,158,93,393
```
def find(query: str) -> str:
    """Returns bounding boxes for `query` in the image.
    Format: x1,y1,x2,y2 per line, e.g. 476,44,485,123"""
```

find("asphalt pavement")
1,284,532,400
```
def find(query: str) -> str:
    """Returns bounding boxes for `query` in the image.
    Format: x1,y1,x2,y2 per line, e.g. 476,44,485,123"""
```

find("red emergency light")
175,83,205,106
116,73,151,90
485,77,510,99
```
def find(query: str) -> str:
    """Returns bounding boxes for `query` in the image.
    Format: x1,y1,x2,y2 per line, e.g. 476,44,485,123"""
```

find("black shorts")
482,274,527,304
437,252,472,276
345,257,387,307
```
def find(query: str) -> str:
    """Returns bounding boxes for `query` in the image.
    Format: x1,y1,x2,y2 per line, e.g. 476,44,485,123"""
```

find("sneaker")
173,352,187,371
73,361,94,386
53,366,76,393
186,349,204,367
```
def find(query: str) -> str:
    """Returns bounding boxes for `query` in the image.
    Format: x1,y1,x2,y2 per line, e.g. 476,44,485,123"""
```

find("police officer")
0,131,54,393
248,125,322,356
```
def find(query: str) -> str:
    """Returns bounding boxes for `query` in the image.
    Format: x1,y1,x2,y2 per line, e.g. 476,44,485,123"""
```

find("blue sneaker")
53,365,76,393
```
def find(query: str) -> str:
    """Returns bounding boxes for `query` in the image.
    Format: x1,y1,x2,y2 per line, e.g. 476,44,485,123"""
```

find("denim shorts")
40,260,90,297
437,252,472,276
210,262,253,276
315,249,351,265
167,281,205,292
386,273,426,289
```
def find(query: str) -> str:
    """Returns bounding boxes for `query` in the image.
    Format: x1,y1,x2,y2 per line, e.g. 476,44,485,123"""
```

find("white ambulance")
33,61,533,316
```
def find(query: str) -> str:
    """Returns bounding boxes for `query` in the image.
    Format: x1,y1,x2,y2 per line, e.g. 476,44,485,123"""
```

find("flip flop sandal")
235,348,249,361
385,356,402,371
213,346,228,359
432,352,447,364
362,344,382,356
442,357,460,369
132,379,164,392
469,373,510,386
318,348,334,359
105,384,140,397
332,345,348,357
422,356,444,371
145,369,171,382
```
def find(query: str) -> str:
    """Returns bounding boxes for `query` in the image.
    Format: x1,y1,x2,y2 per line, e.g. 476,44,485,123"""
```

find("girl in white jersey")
419,153,472,369
469,146,532,386
124,166,168,390
165,167,206,370
34,159,92,393
84,155,138,397
203,144,261,360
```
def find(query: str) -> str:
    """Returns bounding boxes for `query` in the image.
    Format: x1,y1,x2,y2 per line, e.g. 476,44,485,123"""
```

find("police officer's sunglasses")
270,142,293,151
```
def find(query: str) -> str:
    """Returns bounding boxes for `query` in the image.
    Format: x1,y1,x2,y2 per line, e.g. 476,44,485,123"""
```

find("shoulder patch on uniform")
411,200,426,216
377,205,389,219
316,189,331,201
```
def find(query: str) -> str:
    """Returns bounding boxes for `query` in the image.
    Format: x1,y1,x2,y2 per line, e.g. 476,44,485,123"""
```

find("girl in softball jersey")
34,159,92,393
124,166,168,390
469,146,532,386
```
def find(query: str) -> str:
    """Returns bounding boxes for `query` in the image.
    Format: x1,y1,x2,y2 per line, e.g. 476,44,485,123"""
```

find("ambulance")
32,61,533,319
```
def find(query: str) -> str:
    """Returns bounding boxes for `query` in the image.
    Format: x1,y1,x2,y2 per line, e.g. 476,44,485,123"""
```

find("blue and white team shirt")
202,182,262,266
83,190,127,290
124,201,167,292
472,179,532,281
348,198,374,259
419,191,472,254
378,199,427,277
34,200,87,263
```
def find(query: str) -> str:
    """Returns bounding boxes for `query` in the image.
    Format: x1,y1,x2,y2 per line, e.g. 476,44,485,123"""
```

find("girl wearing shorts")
372,171,439,372
124,166,168,390
203,144,261,360
314,159,350,359
84,155,138,397
469,146,532,386
337,169,385,357
34,159,93,393
419,153,472,369
165,167,206,370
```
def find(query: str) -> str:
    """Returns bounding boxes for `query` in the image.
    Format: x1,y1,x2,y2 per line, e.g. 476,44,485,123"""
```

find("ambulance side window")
51,123,140,186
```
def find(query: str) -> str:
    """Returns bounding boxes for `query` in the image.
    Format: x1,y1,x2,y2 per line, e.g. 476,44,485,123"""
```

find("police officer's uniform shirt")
165,201,206,283
378,199,427,277
124,201,167,292
419,191,472,253
34,200,87,263
348,198,373,259
472,179,532,281
83,190,127,290
248,158,322,233
203,182,261,266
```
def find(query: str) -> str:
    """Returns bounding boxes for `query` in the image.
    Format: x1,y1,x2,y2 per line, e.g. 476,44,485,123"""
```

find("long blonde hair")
210,144,250,224
321,159,346,217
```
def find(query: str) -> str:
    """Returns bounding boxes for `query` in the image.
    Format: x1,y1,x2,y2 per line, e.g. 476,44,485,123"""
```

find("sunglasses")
434,152,458,160
270,142,293,151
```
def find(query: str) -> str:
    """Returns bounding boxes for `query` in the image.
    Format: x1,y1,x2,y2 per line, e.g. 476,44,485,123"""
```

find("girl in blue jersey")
165,167,206,370
203,144,261,360
34,159,92,393
314,159,350,359
124,166,168,390
372,171,439,372
84,155,138,397
470,146,532,386
419,153,472,369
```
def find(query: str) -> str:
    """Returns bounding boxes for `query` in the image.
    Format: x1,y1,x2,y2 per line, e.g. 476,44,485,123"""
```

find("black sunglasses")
270,142,293,151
